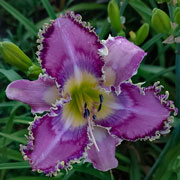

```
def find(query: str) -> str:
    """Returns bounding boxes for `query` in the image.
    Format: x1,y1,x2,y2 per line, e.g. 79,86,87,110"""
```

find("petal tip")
21,106,89,176
37,11,104,85
6,80,21,100
103,36,147,88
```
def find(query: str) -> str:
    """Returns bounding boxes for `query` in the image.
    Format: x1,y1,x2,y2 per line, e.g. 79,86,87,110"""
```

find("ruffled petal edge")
20,105,90,176
97,81,178,141
123,81,177,141
36,11,106,86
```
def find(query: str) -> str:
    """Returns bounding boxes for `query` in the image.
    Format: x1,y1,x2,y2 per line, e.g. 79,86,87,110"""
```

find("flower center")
62,71,114,127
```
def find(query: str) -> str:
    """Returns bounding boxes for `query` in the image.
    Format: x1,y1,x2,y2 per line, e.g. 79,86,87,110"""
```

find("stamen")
84,102,87,109
97,94,103,112
86,109,90,116
92,115,96,120
99,94,103,103
83,108,90,118
87,117,100,152
97,103,102,112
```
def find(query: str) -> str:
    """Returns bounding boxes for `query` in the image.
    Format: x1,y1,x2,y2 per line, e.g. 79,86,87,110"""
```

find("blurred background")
0,0,180,179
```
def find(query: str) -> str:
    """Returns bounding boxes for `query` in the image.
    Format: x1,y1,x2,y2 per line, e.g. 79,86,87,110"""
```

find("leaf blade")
0,0,38,36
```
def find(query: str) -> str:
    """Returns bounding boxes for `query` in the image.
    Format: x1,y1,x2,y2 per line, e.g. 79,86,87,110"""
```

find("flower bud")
151,8,171,34
174,7,180,25
27,64,42,79
0,41,32,71
129,31,136,42
108,0,123,33
135,23,149,45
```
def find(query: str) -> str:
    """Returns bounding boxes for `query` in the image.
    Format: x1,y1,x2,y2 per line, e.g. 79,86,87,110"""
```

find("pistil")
87,117,100,152
83,104,99,151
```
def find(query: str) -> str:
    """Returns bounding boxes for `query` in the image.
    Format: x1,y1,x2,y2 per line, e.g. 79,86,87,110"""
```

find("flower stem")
176,43,180,117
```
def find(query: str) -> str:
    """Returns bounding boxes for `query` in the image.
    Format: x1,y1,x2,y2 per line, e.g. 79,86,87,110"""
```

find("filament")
87,117,100,152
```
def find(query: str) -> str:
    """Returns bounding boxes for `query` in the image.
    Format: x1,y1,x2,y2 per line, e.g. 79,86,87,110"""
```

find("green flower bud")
151,8,172,34
174,7,180,25
135,23,149,45
129,31,136,42
108,0,122,33
27,64,42,79
0,41,32,71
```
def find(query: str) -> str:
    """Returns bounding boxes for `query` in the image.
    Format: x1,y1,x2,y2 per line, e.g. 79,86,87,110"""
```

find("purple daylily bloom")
6,12,177,175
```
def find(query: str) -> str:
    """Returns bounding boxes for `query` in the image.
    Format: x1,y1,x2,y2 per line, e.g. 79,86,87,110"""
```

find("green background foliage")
0,0,180,179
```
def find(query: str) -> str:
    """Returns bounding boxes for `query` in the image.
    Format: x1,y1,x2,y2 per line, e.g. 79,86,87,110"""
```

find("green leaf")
0,162,30,170
117,165,129,173
0,69,22,82
120,0,128,16
9,174,64,180
0,148,23,161
129,149,141,180
41,0,56,19
62,169,75,180
74,164,110,180
0,116,32,125
36,3,106,28
176,43,180,115
5,102,25,135
98,20,110,40
139,65,175,83
0,102,19,108
65,3,106,12
0,0,38,36
116,152,130,164
0,132,27,144
145,66,175,84
128,0,152,24
145,121,180,180
9,177,54,180
0,129,28,147
141,33,163,51
153,141,180,180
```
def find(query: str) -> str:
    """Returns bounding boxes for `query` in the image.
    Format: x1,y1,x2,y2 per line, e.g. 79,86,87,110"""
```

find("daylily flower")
6,12,177,176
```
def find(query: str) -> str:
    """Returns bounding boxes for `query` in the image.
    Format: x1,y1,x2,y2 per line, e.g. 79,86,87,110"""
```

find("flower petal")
38,12,104,87
95,82,177,141
21,106,89,175
102,36,146,91
6,75,60,114
86,126,119,171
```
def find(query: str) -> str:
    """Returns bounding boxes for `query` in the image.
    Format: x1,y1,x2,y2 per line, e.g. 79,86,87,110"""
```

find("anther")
83,108,90,118
86,109,90,116
92,115,96,120
97,103,102,112
84,102,87,109
99,94,103,103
